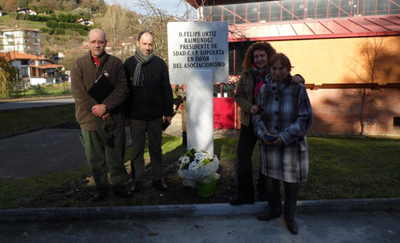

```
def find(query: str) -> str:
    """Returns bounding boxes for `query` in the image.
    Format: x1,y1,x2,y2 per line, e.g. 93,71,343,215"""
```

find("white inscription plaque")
167,22,229,85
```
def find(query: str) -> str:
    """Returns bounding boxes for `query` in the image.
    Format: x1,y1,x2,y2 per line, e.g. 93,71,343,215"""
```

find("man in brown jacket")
71,28,132,202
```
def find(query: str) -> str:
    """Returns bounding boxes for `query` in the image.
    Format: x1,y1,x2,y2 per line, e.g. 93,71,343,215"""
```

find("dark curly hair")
242,42,276,70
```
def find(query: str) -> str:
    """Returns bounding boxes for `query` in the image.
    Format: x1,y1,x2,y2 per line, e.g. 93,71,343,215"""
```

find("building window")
307,0,317,19
270,2,281,21
235,4,246,24
21,67,29,78
389,0,400,14
223,4,235,24
340,0,352,17
394,117,400,130
260,1,270,22
328,0,340,18
247,2,259,23
377,0,389,15
364,0,376,15
210,6,222,21
294,0,305,20
316,0,328,18
281,0,290,21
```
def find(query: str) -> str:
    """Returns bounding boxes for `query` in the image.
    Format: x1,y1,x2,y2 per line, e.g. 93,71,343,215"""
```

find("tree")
136,0,177,61
99,4,138,61
1,0,18,13
350,37,389,135
0,54,20,98
59,47,83,71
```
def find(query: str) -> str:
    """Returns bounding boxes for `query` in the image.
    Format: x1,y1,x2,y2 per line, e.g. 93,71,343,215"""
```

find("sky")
104,0,193,17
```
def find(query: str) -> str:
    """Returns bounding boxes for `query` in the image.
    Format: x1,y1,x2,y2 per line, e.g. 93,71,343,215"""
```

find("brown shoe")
131,181,143,192
285,220,298,235
91,190,108,202
257,212,281,221
153,179,168,191
113,187,133,199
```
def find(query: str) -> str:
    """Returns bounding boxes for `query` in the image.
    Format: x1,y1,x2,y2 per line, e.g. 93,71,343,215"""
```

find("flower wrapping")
177,148,220,188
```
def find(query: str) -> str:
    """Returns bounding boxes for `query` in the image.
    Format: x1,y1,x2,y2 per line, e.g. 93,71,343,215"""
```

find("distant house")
0,27,41,54
0,51,64,87
50,52,64,64
75,18,94,26
16,8,37,15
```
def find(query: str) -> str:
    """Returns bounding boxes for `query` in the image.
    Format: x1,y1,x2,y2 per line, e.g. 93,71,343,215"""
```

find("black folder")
88,74,115,103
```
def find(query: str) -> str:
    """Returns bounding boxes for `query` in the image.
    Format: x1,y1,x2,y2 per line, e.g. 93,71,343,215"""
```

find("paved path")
0,129,86,181
1,210,399,242
0,97,74,112
0,112,182,181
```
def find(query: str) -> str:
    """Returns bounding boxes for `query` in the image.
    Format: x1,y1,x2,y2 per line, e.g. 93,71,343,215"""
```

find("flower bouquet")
177,148,220,190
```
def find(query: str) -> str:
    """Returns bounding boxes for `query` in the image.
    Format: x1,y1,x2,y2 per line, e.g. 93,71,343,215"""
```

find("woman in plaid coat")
252,53,313,235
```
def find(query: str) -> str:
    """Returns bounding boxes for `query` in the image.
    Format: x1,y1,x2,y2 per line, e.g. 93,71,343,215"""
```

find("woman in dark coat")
252,53,313,235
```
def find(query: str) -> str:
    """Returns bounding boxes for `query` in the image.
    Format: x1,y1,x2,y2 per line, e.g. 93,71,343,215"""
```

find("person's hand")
250,105,259,115
271,135,283,147
91,104,106,117
101,113,110,121
291,75,305,84
262,137,273,146
164,116,173,124
125,119,131,127
262,134,282,147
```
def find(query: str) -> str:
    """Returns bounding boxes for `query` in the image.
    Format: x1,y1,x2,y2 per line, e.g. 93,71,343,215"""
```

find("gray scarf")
132,47,155,87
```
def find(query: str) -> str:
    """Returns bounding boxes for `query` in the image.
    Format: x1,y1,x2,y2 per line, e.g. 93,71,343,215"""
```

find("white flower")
194,153,202,161
181,156,191,164
189,161,199,170
198,161,204,167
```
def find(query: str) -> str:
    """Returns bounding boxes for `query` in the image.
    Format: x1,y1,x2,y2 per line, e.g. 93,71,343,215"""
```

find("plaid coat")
252,74,313,183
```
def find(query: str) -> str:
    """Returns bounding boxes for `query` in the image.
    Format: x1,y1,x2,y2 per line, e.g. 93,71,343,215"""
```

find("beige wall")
307,88,400,136
269,36,400,85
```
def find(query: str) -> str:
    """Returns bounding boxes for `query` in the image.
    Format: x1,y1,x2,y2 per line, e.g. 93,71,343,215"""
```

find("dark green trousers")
81,126,128,190
130,117,163,181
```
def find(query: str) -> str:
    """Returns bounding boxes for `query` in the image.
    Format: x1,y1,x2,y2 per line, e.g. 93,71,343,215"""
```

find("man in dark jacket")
71,28,132,202
124,31,174,192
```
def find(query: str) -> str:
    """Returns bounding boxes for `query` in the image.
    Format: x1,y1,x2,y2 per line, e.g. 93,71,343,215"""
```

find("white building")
75,18,94,26
16,8,37,15
0,27,40,54
0,51,63,87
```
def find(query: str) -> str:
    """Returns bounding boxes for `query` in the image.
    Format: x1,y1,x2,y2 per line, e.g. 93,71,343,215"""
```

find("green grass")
301,137,400,199
0,15,47,29
0,166,90,209
0,104,76,135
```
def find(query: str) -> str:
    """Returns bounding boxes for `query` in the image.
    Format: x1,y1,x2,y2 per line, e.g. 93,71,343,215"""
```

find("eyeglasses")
89,40,106,45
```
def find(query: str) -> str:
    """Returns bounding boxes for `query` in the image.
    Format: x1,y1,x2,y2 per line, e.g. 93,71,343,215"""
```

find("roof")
185,0,229,8
29,64,63,69
229,15,400,41
0,51,46,62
